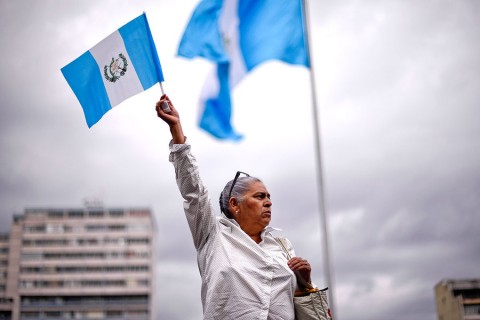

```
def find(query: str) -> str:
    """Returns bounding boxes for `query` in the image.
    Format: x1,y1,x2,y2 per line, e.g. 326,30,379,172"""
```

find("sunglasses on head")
228,171,250,199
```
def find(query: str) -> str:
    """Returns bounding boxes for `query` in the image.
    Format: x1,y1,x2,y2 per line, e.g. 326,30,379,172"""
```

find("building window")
21,295,149,306
46,224,64,234
23,225,46,233
88,210,105,218
129,210,150,217
20,265,150,274
127,237,150,245
85,225,106,232
21,252,42,260
137,279,149,287
68,210,84,218
76,238,99,246
108,224,126,231
42,252,105,259
23,239,69,247
464,304,480,315
20,311,40,319
44,311,62,318
20,279,127,289
47,210,64,218
106,310,123,317
109,210,124,217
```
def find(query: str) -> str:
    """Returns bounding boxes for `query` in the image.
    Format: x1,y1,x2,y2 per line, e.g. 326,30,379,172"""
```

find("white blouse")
169,142,297,320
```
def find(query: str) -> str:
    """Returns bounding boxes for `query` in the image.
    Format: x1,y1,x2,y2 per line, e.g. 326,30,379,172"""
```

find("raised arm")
155,95,216,250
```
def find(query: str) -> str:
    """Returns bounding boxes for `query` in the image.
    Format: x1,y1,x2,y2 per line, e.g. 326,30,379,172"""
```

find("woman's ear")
228,197,239,214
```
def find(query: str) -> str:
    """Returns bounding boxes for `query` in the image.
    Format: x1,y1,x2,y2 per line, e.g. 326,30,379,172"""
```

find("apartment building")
1,207,156,320
435,279,480,320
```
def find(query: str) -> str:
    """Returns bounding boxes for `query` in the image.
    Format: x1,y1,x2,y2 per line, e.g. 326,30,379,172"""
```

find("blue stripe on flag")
61,51,111,128
177,0,228,62
200,63,242,141
238,0,309,70
119,13,164,90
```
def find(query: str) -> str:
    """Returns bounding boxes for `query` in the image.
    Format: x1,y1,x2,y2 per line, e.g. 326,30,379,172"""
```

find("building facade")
0,207,155,320
435,279,480,320
0,233,14,319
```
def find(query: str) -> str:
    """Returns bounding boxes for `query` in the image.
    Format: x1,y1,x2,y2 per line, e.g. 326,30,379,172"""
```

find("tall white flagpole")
301,0,337,318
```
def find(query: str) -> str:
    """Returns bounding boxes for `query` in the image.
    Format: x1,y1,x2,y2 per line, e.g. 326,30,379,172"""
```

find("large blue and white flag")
178,0,309,140
62,13,164,127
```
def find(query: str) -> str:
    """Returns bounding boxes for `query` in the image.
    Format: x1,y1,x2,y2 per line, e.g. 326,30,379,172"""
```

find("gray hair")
219,176,262,218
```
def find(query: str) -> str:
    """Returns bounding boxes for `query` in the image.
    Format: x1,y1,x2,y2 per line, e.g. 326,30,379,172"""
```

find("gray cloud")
1,0,479,319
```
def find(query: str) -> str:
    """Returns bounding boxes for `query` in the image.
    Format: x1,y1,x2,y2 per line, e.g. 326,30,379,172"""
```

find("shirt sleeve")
169,141,216,250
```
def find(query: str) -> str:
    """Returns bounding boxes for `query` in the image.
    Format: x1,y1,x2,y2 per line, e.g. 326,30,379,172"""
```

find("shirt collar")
220,213,282,233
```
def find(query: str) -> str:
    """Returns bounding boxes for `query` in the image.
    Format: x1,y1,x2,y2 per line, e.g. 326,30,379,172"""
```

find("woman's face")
235,181,272,231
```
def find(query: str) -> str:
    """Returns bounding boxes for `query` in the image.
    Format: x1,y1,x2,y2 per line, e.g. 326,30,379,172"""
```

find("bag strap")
275,237,292,260
274,237,315,290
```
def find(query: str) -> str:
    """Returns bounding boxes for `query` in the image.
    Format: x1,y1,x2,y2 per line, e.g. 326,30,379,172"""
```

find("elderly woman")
156,95,313,320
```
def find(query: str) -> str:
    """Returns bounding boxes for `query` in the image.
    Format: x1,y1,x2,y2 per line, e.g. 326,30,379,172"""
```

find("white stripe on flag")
220,0,247,88
89,31,144,108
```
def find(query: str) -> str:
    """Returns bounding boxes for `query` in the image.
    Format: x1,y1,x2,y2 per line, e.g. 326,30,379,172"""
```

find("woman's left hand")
288,257,312,285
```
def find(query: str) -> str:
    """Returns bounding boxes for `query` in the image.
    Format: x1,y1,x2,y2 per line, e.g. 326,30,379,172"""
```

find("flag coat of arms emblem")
62,13,164,127
104,53,128,83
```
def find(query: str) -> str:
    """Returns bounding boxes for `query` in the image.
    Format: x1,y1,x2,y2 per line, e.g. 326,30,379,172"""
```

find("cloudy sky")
1,0,479,319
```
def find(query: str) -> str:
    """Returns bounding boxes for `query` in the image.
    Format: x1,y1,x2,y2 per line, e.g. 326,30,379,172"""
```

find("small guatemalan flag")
61,13,164,127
